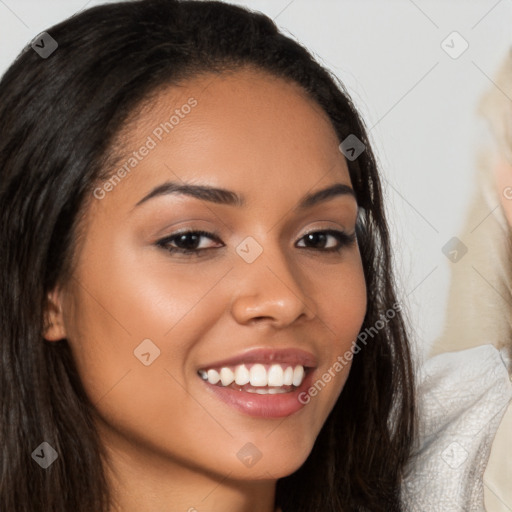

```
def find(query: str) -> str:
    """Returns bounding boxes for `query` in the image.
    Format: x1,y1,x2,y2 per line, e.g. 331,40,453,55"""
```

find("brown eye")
296,230,356,252
157,230,224,255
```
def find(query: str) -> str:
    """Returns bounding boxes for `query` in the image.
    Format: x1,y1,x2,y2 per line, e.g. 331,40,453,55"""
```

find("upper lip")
198,347,318,370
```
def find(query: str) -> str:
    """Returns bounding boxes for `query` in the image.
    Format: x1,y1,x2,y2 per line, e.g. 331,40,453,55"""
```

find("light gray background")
2,0,511,356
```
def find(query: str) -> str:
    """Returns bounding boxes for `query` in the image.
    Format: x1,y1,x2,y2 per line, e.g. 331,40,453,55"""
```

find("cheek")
316,251,367,343
62,242,231,411
68,244,231,339
298,251,366,420
63,258,238,469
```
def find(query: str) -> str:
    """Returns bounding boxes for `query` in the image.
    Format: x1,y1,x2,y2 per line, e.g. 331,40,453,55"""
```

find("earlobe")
43,288,67,342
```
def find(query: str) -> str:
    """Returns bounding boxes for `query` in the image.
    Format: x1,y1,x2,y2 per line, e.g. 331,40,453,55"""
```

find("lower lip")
201,371,315,418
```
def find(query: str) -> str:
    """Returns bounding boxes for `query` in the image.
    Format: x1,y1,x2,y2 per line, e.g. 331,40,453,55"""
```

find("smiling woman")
0,1,415,511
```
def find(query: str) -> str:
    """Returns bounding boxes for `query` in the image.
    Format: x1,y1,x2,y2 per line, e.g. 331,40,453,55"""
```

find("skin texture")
44,68,367,512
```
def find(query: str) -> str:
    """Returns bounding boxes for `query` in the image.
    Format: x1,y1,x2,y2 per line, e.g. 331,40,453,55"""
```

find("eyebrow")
135,181,356,210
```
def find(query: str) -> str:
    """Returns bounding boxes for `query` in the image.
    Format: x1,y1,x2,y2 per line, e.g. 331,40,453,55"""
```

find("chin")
225,436,316,481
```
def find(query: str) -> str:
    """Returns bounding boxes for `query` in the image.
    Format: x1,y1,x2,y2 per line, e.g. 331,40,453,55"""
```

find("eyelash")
156,229,356,257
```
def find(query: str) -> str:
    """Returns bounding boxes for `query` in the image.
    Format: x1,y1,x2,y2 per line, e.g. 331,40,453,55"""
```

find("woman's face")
49,68,367,482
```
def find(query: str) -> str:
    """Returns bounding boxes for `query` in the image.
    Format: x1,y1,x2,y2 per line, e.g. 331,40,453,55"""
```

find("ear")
43,288,67,342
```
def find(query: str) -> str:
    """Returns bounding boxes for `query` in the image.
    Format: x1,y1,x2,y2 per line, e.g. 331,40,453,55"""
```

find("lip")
198,347,318,371
202,368,315,418
198,348,318,418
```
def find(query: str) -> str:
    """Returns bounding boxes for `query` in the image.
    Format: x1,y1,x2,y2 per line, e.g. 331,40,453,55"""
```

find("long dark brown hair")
0,1,416,510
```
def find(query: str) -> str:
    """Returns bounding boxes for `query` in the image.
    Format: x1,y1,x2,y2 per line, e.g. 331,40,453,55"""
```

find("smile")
197,348,317,418
198,363,306,393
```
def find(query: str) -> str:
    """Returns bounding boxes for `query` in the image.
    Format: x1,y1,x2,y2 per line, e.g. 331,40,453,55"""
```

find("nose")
229,242,317,328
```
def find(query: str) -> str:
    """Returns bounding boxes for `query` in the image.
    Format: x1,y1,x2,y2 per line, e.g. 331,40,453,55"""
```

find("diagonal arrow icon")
134,339,160,366
236,236,263,263
31,32,58,59
440,31,468,59
442,236,467,262
339,135,365,161
31,441,58,468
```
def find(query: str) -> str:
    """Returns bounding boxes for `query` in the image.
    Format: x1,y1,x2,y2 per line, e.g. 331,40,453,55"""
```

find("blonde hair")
431,49,512,357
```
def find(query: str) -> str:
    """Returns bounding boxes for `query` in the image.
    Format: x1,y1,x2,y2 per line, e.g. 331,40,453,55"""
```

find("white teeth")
234,364,250,385
250,364,267,387
267,364,284,387
283,366,294,386
220,367,235,386
200,363,306,389
292,365,305,387
207,369,220,385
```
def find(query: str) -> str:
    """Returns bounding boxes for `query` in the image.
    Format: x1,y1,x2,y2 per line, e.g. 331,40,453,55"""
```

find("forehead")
95,67,352,214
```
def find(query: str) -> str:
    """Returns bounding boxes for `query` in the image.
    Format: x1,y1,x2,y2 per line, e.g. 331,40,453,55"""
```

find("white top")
401,344,512,511
484,400,512,510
